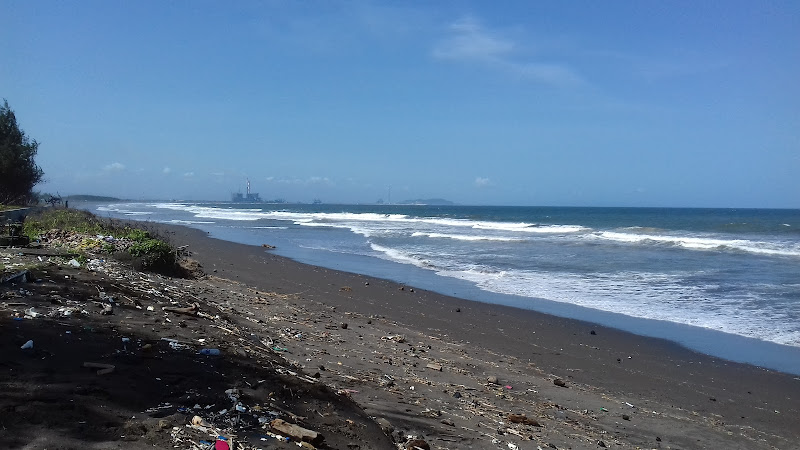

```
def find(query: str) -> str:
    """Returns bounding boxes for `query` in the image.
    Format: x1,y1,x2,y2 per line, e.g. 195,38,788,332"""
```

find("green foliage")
23,209,106,240
122,227,150,242
128,238,171,257
0,99,44,205
129,238,175,270
23,209,178,273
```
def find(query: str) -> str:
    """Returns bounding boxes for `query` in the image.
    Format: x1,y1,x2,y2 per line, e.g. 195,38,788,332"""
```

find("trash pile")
164,386,325,450
1,241,391,449
37,229,136,254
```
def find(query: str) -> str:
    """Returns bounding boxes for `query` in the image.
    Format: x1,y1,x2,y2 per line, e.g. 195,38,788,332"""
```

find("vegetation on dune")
23,209,107,238
23,209,180,274
0,99,44,205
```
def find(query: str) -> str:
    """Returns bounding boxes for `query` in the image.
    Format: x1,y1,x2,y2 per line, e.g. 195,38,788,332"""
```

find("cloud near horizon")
474,176,491,187
103,162,125,172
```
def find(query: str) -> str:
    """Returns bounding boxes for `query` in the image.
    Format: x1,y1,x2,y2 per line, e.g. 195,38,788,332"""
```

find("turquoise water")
94,203,800,374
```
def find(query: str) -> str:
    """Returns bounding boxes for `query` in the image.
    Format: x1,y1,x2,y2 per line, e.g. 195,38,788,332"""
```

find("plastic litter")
20,340,33,349
200,348,221,355
67,259,81,268
215,436,230,450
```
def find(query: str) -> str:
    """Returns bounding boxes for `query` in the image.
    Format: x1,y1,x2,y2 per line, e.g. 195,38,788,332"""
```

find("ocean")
92,202,800,374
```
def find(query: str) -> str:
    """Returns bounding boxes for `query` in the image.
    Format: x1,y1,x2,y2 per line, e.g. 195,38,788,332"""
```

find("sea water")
94,202,800,374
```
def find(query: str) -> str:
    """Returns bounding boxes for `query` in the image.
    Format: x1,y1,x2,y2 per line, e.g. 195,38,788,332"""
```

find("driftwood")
270,419,323,444
163,303,199,316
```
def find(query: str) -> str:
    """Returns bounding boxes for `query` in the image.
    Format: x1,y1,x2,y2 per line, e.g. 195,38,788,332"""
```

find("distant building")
232,179,262,202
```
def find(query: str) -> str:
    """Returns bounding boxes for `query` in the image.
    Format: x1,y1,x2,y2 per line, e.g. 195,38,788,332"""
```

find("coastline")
157,221,799,448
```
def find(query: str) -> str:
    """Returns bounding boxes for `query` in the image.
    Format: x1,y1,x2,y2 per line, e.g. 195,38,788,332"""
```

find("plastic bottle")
199,348,220,355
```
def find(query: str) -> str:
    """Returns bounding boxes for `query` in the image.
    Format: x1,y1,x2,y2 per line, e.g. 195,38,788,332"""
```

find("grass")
23,209,106,239
23,209,180,274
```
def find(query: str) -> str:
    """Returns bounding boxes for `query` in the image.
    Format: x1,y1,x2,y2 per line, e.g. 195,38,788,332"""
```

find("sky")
2,1,798,208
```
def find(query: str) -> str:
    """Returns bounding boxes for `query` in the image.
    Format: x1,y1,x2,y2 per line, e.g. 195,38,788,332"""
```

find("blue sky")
2,1,798,207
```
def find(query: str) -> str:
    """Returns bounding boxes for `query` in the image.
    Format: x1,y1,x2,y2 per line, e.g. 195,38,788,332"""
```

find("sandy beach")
2,221,799,449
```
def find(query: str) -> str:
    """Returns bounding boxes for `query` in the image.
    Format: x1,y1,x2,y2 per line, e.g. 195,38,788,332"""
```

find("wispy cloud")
103,162,125,171
183,172,194,177
268,176,334,186
162,167,172,174
433,16,583,87
474,176,492,187
433,17,514,62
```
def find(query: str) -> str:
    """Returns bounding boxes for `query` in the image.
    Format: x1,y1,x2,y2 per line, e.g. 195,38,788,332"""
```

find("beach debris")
20,339,34,350
83,362,115,375
191,415,212,427
597,440,607,447
340,286,352,292
590,330,597,335
622,414,631,421
199,348,221,355
405,438,430,450
270,419,324,444
1,269,34,284
215,436,231,450
375,417,393,434
67,258,81,268
507,414,541,427
553,378,567,387
488,375,499,384
340,322,348,329
261,244,275,249
163,302,199,316
426,363,442,371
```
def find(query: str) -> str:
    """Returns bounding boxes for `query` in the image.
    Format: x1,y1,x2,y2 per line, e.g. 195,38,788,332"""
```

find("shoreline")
162,215,800,376
89,200,800,374
156,221,800,448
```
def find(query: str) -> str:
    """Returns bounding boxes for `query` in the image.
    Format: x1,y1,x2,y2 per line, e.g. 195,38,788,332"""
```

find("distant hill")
65,195,122,202
398,198,455,206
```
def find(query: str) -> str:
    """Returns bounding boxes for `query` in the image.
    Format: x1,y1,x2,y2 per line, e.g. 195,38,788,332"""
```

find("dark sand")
161,223,800,449
2,222,799,449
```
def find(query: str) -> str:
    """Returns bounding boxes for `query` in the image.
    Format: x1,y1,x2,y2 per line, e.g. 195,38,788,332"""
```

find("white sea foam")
370,244,437,269
435,268,800,347
594,231,800,257
411,232,525,242
166,219,215,225
97,205,151,216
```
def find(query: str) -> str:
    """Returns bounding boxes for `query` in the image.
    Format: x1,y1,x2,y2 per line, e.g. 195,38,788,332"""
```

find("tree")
0,99,44,204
